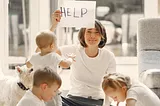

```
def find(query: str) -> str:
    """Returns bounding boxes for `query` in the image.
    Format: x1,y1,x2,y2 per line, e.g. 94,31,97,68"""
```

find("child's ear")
41,83,48,91
51,43,55,48
122,86,127,91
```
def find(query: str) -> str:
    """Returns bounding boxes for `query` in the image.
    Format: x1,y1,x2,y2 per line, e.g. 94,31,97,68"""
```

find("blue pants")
62,95,104,106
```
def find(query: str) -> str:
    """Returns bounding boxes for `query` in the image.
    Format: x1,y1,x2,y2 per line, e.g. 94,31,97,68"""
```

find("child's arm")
59,58,73,68
59,53,76,68
56,48,62,56
126,99,136,106
26,61,33,68
57,49,71,68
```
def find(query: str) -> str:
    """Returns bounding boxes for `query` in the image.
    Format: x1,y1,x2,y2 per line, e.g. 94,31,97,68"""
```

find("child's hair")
36,30,57,49
102,73,131,91
33,67,62,88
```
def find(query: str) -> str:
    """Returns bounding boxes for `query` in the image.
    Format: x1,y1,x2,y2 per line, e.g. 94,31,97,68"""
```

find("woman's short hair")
36,30,57,49
33,67,62,88
78,19,107,48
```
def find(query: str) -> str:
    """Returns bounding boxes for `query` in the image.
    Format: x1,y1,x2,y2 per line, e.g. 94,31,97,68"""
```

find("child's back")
127,80,160,106
29,52,62,72
17,90,46,106
26,30,74,70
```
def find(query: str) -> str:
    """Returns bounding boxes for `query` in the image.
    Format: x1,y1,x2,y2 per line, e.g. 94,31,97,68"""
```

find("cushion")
140,69,160,88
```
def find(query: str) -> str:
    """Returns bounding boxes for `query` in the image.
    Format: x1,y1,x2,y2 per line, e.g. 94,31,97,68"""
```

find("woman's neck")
85,47,99,57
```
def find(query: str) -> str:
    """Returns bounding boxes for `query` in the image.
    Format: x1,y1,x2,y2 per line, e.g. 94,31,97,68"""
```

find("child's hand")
66,53,76,62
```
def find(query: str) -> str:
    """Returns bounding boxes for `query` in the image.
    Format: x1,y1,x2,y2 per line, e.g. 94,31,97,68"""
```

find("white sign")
58,1,96,28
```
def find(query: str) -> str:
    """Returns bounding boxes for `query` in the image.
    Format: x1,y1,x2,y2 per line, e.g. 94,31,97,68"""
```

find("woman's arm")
105,53,116,74
50,10,61,32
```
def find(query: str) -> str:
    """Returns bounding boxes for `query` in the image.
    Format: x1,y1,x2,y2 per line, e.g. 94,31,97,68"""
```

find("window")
9,0,30,57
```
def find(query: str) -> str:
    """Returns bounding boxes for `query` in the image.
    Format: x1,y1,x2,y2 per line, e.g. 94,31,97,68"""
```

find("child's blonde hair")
36,30,57,49
33,67,62,88
102,73,131,91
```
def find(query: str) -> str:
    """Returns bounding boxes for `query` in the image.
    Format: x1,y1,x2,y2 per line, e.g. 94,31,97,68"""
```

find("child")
17,67,62,106
102,73,160,106
25,30,75,106
26,30,74,70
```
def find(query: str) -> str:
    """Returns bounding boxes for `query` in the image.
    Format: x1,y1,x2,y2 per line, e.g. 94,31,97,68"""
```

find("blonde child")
102,73,160,106
25,30,75,106
17,67,62,106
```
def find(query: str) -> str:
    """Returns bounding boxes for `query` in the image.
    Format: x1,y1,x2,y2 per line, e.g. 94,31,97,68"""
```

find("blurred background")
1,0,142,80
8,0,143,58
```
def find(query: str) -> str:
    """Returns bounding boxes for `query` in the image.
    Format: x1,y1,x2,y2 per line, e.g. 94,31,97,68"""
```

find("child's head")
102,73,131,102
36,30,57,51
33,67,62,101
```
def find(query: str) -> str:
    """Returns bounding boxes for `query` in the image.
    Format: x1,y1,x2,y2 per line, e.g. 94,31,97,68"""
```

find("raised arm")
50,10,61,31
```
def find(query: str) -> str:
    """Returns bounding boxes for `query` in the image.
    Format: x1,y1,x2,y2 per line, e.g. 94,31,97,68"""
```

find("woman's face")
104,86,127,102
84,28,101,47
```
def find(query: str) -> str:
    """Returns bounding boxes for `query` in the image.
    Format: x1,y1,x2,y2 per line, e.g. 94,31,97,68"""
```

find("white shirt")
127,80,160,106
28,52,63,106
16,90,45,106
60,44,116,99
29,52,62,72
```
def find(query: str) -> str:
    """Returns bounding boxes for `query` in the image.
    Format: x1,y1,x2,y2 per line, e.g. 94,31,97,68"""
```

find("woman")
51,10,116,106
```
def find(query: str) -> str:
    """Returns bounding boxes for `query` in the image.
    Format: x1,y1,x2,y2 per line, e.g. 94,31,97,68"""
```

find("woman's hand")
50,10,61,31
